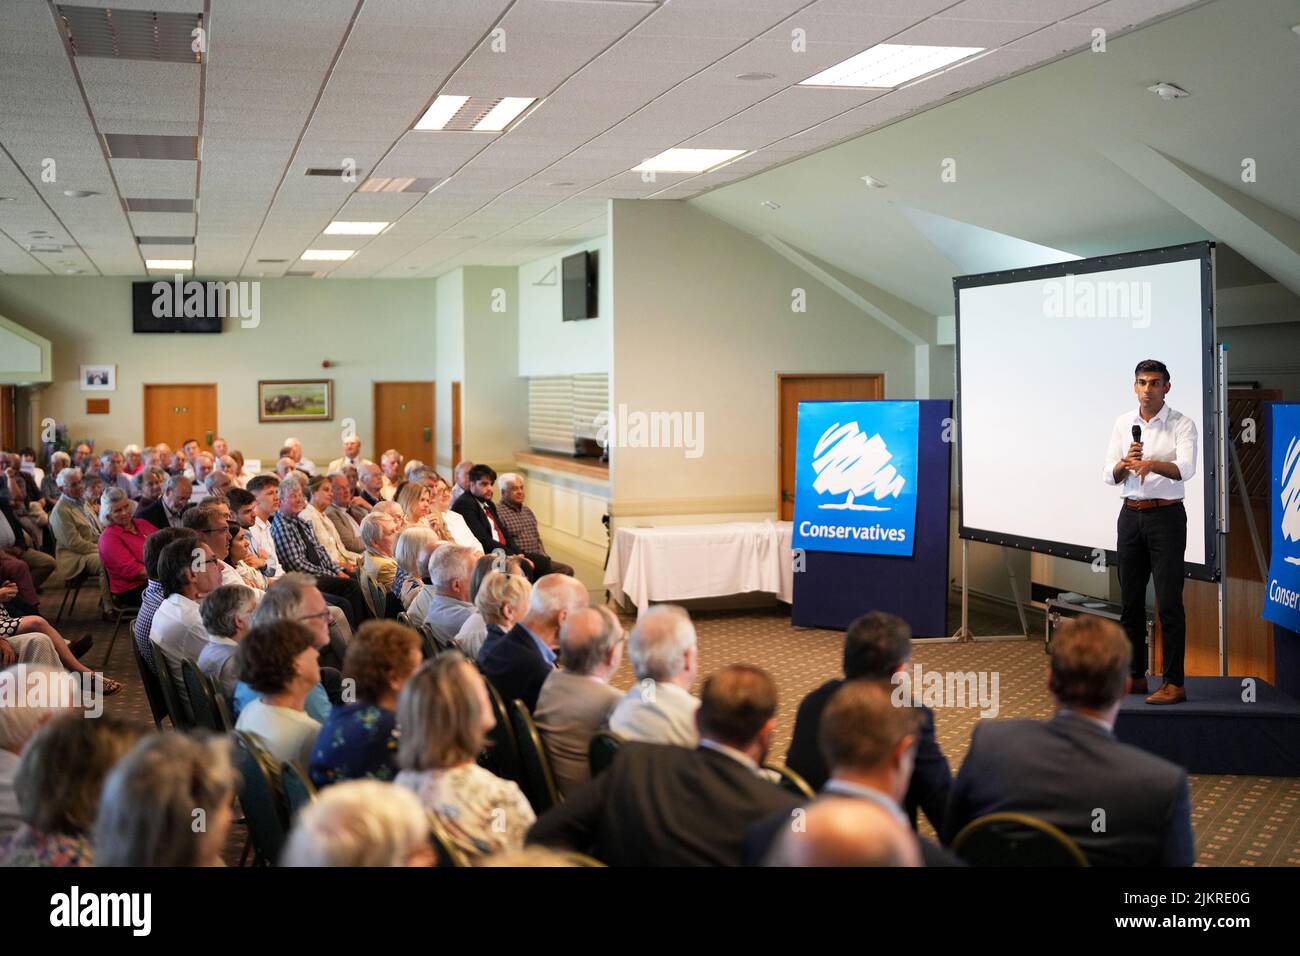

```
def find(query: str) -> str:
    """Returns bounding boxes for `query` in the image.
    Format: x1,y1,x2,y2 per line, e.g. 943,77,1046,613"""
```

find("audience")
96,486,157,607
529,665,799,866
940,617,1194,866
234,620,323,768
534,605,624,798
305,475,361,574
423,544,477,646
94,733,234,867
454,555,528,659
395,651,535,860
478,573,587,712
0,714,141,867
237,572,340,722
281,779,434,867
136,474,192,530
325,473,366,554
495,473,574,577
49,467,110,615
785,611,952,830
270,475,369,629
608,604,700,746
0,665,81,843
451,464,552,577
198,584,257,698
309,620,421,787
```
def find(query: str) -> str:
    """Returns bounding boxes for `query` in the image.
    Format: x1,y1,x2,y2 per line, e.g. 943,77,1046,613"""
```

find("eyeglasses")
298,610,332,623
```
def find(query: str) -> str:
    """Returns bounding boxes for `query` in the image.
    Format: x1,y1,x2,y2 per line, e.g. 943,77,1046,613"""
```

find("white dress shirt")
249,516,282,578
443,510,481,551
1102,403,1197,500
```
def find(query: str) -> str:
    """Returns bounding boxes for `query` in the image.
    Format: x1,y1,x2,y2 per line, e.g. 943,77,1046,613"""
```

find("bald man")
534,606,625,797
478,574,588,711
764,798,922,867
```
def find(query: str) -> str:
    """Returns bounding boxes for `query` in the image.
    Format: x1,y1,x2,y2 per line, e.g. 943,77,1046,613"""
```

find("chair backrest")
279,760,317,820
131,639,170,728
508,698,561,814
207,673,235,732
153,648,195,731
480,677,523,784
587,730,624,778
181,658,224,733
416,621,442,658
425,810,470,867
951,812,1090,867
360,571,386,619
397,612,411,629
763,763,817,800
232,731,289,866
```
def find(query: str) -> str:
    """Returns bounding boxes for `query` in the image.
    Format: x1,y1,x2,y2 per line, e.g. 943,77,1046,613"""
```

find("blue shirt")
233,680,332,723
307,703,399,788
519,622,555,666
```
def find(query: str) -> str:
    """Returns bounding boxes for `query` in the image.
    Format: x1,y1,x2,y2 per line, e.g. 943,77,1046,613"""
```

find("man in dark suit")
477,573,587,711
451,464,551,577
940,616,1194,866
786,611,951,830
527,665,801,866
747,681,962,867
136,474,192,530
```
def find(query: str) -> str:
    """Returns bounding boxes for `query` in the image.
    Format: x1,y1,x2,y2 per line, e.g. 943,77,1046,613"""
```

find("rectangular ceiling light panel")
800,44,985,88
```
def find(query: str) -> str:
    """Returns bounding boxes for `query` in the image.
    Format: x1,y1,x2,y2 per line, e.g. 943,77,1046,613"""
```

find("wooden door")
451,381,462,469
778,373,884,521
0,385,14,450
143,384,217,451
373,381,434,465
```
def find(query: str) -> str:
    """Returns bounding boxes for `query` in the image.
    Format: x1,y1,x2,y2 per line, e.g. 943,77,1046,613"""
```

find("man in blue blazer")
477,574,588,711
941,616,1194,866
786,611,952,830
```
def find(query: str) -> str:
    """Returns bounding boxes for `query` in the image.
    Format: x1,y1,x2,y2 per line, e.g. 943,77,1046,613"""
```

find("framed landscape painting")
258,379,333,422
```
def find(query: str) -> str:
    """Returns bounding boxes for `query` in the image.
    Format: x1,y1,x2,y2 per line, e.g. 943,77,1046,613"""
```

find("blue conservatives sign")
793,400,919,557
1264,404,1300,632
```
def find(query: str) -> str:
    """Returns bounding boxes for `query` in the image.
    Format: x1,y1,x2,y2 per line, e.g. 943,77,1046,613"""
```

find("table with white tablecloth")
603,521,794,615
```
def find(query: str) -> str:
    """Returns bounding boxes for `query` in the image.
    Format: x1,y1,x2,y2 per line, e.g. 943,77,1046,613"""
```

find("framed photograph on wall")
80,365,116,391
258,379,333,422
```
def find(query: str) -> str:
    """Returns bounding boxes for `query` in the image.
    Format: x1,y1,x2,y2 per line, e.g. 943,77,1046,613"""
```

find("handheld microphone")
1132,424,1143,484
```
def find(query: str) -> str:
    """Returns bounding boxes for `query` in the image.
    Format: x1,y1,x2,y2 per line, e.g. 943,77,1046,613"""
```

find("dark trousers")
1117,502,1187,686
316,575,371,629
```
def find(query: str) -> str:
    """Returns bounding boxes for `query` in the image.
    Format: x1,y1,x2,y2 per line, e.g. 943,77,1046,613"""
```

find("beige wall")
0,276,436,465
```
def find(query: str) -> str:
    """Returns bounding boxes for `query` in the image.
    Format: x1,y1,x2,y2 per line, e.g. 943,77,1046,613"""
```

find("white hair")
497,472,523,492
55,467,81,489
527,574,588,621
428,544,474,590
627,604,697,682
360,511,396,549
281,780,430,867
99,486,131,524
278,474,306,500
123,444,141,456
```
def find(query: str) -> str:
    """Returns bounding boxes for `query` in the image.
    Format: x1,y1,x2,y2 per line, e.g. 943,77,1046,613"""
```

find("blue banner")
793,400,919,557
1264,403,1300,631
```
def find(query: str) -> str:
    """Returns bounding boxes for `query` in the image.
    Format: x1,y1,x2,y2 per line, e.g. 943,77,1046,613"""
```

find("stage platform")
1115,677,1300,776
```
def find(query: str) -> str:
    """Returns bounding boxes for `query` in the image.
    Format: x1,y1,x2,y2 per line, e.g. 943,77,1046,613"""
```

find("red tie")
483,503,506,544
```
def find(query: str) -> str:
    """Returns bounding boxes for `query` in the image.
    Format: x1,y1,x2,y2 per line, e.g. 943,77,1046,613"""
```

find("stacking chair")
479,677,522,784
131,639,169,728
279,760,317,820
509,699,562,814
154,653,195,731
100,592,138,669
763,763,817,800
181,659,228,733
232,731,289,866
426,811,469,868
587,730,624,778
951,812,1090,867
54,568,91,622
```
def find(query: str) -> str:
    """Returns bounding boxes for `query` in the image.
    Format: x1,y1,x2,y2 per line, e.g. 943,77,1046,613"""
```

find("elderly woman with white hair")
453,558,530,661
392,525,440,610
96,486,158,608
282,779,433,867
360,510,400,595
121,444,144,478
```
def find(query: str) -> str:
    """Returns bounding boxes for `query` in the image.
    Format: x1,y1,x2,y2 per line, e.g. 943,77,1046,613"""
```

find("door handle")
423,427,432,442
781,489,794,502
206,430,214,446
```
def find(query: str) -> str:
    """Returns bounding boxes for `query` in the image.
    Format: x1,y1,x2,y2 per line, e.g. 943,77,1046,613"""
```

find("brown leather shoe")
1145,683,1186,705
1127,676,1150,695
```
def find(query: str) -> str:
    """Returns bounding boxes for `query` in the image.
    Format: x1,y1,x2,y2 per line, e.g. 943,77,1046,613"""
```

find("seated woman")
0,714,141,866
360,511,399,595
228,525,268,592
281,779,434,867
97,487,157,607
455,564,530,662
308,620,421,787
94,733,235,866
305,475,360,574
431,475,481,551
396,482,436,534
234,620,323,769
121,444,144,478
392,525,440,610
395,652,535,860
0,588,122,695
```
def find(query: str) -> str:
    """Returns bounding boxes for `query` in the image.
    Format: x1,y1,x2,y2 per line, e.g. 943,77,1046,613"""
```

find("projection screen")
955,241,1218,581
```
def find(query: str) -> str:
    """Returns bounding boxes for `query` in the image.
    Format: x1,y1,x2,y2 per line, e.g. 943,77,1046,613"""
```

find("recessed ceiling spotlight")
633,148,748,173
1147,82,1189,100
760,200,781,210
62,189,99,198
736,72,776,81
860,175,888,189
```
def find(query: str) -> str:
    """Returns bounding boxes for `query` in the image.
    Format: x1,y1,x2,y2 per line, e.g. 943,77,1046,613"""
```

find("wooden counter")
514,450,609,483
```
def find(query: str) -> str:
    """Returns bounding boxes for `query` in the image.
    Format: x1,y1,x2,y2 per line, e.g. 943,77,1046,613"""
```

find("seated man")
48,467,109,613
378,450,403,501
786,611,951,830
188,452,216,502
282,437,316,476
608,604,700,747
534,606,624,798
96,450,136,500
324,473,365,555
327,436,369,475
495,473,574,576
450,465,551,578
149,539,224,707
198,584,256,699
764,798,922,868
528,665,801,866
356,461,386,508
746,682,960,867
422,544,477,646
477,574,587,712
134,527,200,676
269,475,369,629
940,616,1194,866
136,475,192,530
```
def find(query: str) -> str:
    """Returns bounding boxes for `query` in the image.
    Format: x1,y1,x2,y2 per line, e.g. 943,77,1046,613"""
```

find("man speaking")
1103,360,1197,705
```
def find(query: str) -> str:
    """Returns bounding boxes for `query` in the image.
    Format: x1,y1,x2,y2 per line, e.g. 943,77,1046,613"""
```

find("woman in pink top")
96,487,157,607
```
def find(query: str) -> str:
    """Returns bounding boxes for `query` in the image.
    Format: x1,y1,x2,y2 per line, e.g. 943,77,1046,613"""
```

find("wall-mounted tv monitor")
132,280,224,333
562,250,598,321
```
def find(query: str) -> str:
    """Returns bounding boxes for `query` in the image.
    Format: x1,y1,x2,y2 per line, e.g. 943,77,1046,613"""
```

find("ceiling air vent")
57,5,203,64
304,167,353,177
126,198,194,213
136,236,194,245
104,134,198,161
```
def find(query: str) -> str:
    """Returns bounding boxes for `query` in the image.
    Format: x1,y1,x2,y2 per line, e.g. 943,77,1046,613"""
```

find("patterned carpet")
71,573,1299,867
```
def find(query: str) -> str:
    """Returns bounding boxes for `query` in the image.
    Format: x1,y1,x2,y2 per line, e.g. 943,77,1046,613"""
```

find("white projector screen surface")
957,246,1214,577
